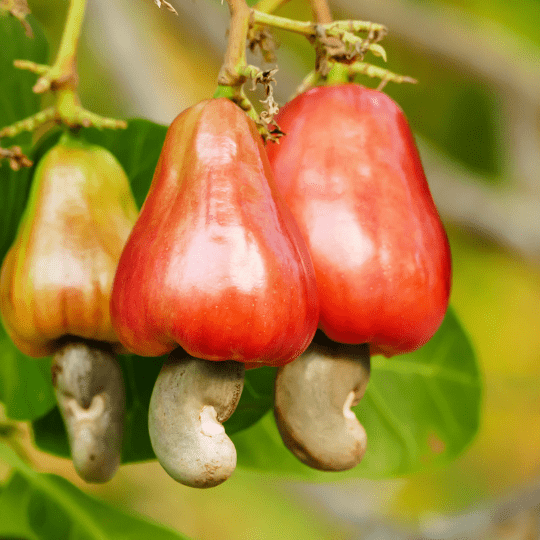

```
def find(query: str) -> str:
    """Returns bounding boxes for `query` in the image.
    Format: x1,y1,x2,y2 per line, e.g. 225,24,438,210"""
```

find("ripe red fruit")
111,98,319,366
266,85,451,357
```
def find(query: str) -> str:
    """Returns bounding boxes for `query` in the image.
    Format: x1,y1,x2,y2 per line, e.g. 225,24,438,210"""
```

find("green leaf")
0,13,48,136
232,306,482,479
0,474,39,540
0,443,189,539
225,366,275,434
0,163,33,263
33,356,277,462
0,14,48,263
80,120,167,208
0,320,56,421
0,473,39,540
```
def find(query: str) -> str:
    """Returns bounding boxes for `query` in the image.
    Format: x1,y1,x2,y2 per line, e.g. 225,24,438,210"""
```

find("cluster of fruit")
0,83,451,488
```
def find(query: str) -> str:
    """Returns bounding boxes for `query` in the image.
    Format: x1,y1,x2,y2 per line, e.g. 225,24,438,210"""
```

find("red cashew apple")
266,84,451,356
110,97,319,366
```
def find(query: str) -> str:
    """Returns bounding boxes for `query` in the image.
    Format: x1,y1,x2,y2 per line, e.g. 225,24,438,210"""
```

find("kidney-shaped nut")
274,335,370,471
52,341,125,483
149,348,245,488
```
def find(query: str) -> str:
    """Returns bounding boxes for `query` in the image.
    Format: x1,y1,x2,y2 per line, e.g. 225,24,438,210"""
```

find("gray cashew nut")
148,349,245,488
52,341,125,483
274,336,370,471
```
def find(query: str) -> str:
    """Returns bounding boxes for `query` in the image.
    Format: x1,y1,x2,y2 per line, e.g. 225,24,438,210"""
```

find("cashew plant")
0,4,481,539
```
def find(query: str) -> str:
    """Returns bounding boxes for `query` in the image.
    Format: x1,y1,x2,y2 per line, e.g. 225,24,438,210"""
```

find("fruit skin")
265,84,451,357
110,98,319,365
0,134,139,357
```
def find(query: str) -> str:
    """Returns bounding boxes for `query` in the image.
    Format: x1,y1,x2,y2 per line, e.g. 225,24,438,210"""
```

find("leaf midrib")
372,358,479,386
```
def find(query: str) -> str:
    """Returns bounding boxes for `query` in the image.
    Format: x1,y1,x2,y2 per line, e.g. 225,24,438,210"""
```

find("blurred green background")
20,0,540,537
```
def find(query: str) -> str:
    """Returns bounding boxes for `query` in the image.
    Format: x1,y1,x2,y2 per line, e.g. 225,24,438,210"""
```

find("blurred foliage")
381,44,502,179
0,443,188,539
390,224,540,521
423,0,540,45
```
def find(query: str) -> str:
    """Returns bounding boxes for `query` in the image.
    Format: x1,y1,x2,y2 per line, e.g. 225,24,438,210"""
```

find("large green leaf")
0,320,55,421
0,13,48,135
80,120,167,208
232,307,481,479
0,443,189,539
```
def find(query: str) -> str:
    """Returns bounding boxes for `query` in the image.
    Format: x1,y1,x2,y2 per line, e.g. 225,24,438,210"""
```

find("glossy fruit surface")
110,98,319,365
265,84,451,357
0,134,138,357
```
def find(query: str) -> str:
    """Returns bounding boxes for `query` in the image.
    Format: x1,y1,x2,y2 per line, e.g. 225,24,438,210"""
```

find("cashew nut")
52,341,125,483
274,334,370,471
148,348,245,488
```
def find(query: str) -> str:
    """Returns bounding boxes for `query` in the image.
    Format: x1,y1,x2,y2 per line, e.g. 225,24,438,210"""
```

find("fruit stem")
309,0,332,24
251,12,386,40
218,0,251,88
215,0,257,120
216,0,283,140
25,0,85,95
325,63,350,85
213,0,397,139
52,0,85,85
309,0,349,85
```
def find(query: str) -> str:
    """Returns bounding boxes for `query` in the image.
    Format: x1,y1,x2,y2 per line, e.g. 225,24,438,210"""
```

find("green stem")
3,0,125,135
309,0,351,85
56,87,81,124
215,0,269,134
252,11,315,35
56,0,86,78
345,62,417,87
32,0,87,94
213,85,258,123
252,12,385,37
0,107,56,138
310,0,332,24
325,63,349,85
